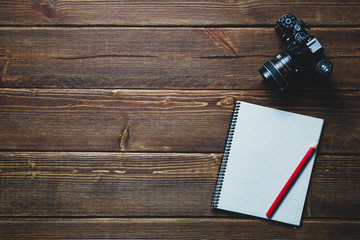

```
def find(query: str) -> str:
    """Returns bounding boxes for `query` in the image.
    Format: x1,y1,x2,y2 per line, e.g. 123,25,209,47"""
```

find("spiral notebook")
211,101,324,226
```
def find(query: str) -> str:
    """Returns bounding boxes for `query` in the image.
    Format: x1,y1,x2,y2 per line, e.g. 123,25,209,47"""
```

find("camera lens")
259,52,296,93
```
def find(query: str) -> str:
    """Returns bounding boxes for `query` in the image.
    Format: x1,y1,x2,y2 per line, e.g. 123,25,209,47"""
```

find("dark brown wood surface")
0,219,359,239
0,89,359,153
0,1,359,239
0,0,359,26
0,28,359,89
0,152,359,219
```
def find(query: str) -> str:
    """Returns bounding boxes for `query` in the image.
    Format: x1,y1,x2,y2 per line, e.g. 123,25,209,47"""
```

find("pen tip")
312,141,319,148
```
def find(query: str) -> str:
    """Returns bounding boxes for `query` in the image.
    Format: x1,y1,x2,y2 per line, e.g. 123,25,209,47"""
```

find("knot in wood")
40,2,57,20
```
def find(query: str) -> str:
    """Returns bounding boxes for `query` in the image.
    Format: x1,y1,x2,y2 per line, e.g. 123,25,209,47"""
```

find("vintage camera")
259,13,333,93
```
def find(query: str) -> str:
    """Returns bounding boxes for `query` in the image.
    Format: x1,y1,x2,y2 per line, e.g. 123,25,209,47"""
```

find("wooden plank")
0,89,359,153
0,218,359,239
0,28,359,89
0,152,359,218
0,1,359,26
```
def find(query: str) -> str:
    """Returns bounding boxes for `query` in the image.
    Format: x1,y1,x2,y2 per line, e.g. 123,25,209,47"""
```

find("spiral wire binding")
211,101,241,209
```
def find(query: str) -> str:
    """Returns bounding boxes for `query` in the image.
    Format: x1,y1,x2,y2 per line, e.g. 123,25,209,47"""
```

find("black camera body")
259,13,333,93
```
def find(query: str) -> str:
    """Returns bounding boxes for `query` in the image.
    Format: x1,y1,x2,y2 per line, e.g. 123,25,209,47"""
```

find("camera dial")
295,32,307,44
278,14,296,29
316,60,333,77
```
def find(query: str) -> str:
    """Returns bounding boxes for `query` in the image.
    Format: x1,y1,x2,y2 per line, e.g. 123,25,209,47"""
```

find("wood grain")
0,152,359,218
0,28,359,89
0,89,359,153
0,1,359,26
0,0,358,238
1,218,359,239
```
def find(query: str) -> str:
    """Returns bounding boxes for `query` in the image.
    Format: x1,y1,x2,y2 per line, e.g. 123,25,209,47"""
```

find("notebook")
211,101,324,226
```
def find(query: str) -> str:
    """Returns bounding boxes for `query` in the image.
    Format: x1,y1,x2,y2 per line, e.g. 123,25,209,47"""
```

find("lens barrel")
259,52,296,93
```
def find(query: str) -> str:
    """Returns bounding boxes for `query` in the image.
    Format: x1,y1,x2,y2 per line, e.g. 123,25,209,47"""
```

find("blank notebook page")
217,101,324,226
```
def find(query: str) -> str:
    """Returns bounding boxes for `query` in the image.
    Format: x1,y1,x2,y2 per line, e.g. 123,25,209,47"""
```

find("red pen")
266,141,319,218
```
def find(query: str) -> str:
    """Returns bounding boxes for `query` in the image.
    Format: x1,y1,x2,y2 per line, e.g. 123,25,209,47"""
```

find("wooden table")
0,1,359,239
